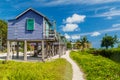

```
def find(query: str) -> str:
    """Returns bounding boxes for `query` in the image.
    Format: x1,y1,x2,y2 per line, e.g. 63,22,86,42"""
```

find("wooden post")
24,40,27,61
6,40,10,60
59,42,61,58
52,44,54,56
64,46,65,54
42,40,45,61
16,41,19,58
62,46,64,55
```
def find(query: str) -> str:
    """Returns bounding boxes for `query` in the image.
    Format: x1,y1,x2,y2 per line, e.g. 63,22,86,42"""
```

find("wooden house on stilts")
7,8,67,61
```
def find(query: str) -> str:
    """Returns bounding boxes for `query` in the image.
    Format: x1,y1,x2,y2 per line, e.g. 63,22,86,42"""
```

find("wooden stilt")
16,41,19,58
42,40,45,61
34,42,38,57
52,44,54,56
6,40,10,60
62,46,64,55
24,40,27,61
63,46,65,54
49,44,52,58
10,42,13,59
46,42,49,58
59,42,61,58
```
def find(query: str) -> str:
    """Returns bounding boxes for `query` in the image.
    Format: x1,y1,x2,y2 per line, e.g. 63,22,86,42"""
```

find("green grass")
70,51,120,80
87,48,120,63
0,59,72,80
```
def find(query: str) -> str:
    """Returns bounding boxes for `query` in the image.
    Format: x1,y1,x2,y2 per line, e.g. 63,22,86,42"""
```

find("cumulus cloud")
64,33,80,40
62,13,86,32
91,32,101,37
71,35,80,40
65,13,86,23
62,24,79,32
64,33,70,39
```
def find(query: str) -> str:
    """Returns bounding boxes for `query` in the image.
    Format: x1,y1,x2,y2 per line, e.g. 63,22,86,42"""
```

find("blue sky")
0,0,120,48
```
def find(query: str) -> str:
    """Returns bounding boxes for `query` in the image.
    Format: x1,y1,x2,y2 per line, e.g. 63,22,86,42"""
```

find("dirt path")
62,50,85,80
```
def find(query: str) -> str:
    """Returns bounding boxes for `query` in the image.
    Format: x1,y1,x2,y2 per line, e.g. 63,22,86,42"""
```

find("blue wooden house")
8,8,55,41
7,8,66,61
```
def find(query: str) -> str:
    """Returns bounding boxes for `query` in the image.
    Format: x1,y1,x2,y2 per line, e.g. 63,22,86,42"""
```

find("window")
27,19,34,30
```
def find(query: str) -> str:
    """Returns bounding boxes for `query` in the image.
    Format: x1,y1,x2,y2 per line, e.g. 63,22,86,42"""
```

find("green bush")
88,48,120,63
0,59,72,80
70,51,120,80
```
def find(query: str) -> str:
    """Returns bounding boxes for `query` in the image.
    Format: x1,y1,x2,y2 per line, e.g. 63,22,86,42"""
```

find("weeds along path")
62,50,85,80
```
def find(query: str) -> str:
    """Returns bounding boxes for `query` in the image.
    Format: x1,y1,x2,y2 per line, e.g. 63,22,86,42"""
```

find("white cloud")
62,13,85,32
64,33,70,39
91,32,101,37
42,0,120,6
101,27,120,32
112,24,120,27
106,16,112,19
94,8,120,19
62,24,79,32
80,27,120,36
65,14,86,23
64,33,80,40
71,35,80,40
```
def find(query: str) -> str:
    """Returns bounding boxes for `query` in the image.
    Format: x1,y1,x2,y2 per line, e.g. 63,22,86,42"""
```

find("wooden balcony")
44,30,57,40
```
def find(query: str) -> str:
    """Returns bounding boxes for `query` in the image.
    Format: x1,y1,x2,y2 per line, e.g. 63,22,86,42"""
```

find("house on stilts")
7,8,67,61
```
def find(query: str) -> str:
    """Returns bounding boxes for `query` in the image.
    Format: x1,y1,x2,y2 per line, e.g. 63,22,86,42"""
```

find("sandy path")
61,50,85,80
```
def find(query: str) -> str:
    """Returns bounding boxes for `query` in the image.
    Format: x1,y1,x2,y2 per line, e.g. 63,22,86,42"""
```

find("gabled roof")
16,8,48,20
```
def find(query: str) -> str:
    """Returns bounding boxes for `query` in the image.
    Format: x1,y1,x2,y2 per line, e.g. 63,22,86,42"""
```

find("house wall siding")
8,10,43,40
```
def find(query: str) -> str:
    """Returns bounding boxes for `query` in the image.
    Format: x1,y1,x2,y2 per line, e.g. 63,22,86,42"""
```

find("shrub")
70,51,120,80
89,48,120,63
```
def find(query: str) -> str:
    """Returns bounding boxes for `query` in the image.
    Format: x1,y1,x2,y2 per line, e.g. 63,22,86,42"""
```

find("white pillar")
24,40,27,61
6,40,10,60
42,40,45,61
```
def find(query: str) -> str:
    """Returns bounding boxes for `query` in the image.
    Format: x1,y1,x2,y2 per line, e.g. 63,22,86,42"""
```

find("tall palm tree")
75,40,81,49
80,36,89,51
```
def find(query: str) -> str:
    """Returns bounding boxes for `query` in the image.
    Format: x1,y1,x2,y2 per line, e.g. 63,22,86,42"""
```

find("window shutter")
27,19,34,30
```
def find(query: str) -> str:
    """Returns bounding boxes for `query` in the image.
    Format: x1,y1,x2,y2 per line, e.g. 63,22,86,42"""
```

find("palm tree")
101,34,118,49
75,40,81,49
80,36,89,51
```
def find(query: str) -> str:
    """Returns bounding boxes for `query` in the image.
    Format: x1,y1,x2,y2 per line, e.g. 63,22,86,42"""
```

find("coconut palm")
80,36,89,51
75,40,81,49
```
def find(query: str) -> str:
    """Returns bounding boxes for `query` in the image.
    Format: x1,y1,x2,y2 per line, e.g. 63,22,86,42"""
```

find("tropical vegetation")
70,51,120,80
0,20,7,51
0,59,72,80
101,34,118,49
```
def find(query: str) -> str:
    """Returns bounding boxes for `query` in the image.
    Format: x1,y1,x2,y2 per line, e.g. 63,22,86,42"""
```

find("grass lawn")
0,58,72,80
70,51,120,80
